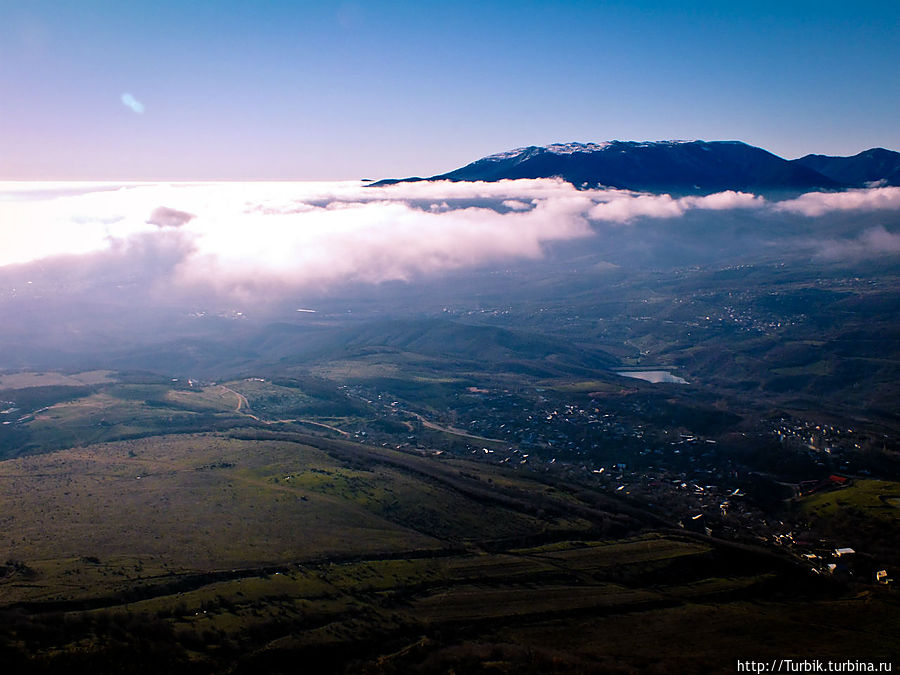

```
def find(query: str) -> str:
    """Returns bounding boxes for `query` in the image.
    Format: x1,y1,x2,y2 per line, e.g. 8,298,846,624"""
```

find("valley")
1,248,899,672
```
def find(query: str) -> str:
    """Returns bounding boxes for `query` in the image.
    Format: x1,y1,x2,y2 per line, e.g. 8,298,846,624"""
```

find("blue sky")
2,0,898,180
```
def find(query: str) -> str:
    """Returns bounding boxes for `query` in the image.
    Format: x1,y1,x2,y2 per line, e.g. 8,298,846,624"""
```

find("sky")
2,0,899,180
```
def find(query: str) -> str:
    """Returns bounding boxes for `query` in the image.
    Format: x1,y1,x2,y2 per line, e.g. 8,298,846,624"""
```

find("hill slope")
2,426,898,673
376,140,900,194
376,140,842,194
792,147,900,187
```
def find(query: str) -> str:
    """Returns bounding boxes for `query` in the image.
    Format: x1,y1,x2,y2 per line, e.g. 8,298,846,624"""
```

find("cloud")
589,193,684,222
121,93,145,114
681,191,765,211
814,226,900,260
147,206,195,228
502,199,532,211
774,186,900,217
0,180,594,300
588,190,764,223
2,180,899,307
372,178,580,201
175,193,595,294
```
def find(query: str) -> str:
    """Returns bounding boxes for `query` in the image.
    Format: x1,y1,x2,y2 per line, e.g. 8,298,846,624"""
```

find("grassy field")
799,479,900,523
0,370,116,388
0,434,441,603
0,374,376,459
1,424,896,673
0,429,605,606
21,390,230,451
166,385,239,412
795,479,900,566
0,373,898,672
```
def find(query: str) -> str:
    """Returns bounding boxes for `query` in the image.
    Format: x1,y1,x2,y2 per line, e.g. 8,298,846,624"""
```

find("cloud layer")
1,180,899,304
774,186,900,217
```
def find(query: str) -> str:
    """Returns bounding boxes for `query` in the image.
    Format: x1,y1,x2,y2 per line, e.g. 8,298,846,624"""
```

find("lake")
614,370,689,385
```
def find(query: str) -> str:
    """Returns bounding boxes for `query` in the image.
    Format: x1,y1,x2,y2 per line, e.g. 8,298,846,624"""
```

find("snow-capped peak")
543,142,613,155
483,140,709,162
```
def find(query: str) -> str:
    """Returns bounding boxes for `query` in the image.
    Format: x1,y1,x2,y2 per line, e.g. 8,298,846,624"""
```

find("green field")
0,370,116,389
1,373,899,673
796,479,900,565
0,374,371,459
799,479,900,522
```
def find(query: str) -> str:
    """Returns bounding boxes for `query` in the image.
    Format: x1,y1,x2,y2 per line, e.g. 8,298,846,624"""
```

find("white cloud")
502,199,532,211
588,190,764,223
176,193,595,292
2,180,898,302
0,181,593,296
814,226,900,260
589,192,685,222
681,191,765,211
774,186,900,216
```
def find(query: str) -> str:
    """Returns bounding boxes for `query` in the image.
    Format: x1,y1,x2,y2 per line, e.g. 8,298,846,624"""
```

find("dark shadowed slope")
264,317,620,377
792,147,900,187
376,140,843,194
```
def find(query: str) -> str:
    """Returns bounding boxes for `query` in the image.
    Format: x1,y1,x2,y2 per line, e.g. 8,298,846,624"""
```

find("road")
217,385,349,436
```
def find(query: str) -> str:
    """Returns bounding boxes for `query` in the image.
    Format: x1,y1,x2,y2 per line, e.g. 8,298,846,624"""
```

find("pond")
614,370,689,385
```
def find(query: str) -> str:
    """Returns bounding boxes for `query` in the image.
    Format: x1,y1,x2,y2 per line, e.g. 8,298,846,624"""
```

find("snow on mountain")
373,141,898,195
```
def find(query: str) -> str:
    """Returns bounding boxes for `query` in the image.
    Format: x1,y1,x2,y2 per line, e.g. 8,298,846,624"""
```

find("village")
2,371,895,592
339,381,897,589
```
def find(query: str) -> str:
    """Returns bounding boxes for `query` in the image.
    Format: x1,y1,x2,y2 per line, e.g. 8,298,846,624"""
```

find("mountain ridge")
373,140,900,195
793,147,900,188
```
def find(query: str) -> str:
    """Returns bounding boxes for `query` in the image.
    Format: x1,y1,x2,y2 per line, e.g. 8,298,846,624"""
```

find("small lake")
614,370,689,385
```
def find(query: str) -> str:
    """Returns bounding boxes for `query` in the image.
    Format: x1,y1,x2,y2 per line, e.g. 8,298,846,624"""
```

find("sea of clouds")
2,180,899,301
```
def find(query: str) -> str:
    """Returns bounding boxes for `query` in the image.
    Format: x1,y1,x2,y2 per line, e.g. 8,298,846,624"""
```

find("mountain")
374,140,841,194
374,140,900,194
792,147,900,187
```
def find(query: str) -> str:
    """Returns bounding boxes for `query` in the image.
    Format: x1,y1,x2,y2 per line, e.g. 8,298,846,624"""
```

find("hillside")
792,147,900,187
374,140,900,194
1,419,897,673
